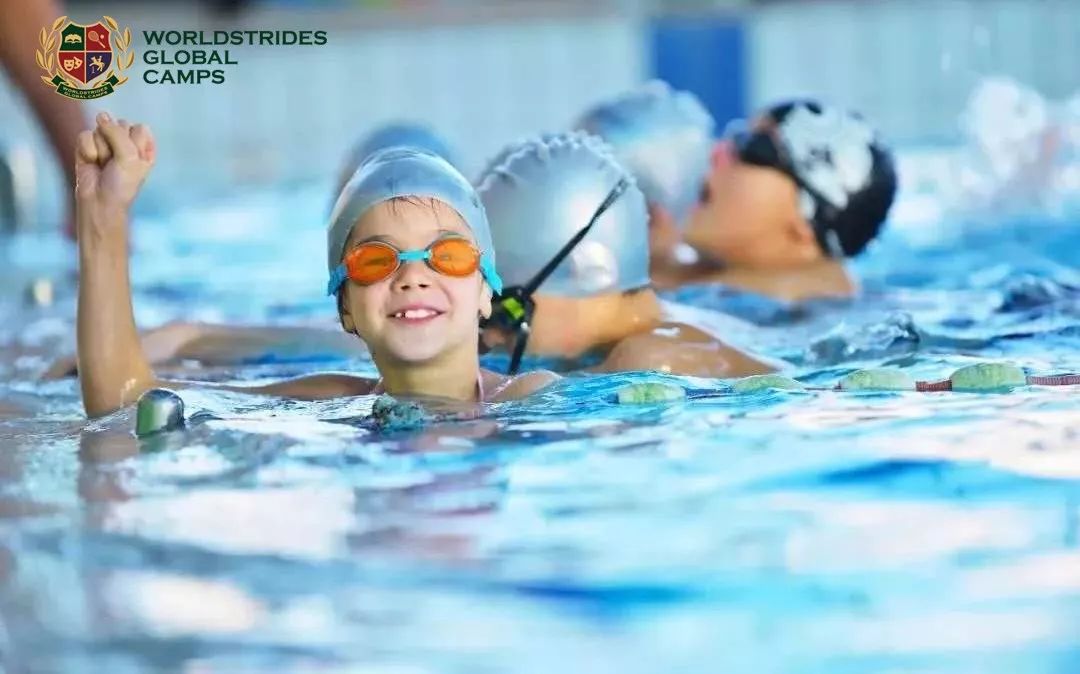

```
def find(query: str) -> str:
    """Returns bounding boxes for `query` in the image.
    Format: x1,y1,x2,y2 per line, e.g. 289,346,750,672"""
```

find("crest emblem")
36,15,134,99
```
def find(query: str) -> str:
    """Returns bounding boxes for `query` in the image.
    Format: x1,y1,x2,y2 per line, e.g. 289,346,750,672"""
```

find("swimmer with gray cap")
576,80,715,276
72,114,556,418
476,130,782,377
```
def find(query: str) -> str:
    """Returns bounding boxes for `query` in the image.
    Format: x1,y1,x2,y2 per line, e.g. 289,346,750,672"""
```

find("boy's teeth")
397,309,436,319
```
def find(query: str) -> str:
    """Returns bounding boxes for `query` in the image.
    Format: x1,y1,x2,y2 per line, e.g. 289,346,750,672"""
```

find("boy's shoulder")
609,322,716,358
601,329,684,374
600,322,778,378
485,369,561,402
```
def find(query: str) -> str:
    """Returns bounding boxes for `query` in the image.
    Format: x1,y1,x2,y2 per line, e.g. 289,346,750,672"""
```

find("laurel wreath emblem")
36,15,134,89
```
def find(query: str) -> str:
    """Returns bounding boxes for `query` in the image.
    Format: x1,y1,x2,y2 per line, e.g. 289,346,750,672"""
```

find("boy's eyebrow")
354,234,395,246
436,228,469,239
351,229,469,248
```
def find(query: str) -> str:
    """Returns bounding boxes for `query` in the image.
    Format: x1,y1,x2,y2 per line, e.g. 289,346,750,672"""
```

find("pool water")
0,179,1078,673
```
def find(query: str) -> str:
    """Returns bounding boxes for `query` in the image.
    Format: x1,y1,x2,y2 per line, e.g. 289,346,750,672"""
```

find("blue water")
0,179,1078,673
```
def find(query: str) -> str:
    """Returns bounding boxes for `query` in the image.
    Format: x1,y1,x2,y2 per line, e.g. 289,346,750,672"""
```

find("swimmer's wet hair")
622,284,652,297
382,195,443,219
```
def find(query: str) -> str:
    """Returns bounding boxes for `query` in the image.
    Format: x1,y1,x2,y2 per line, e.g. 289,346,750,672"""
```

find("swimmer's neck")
372,346,481,401
654,257,856,301
724,258,856,301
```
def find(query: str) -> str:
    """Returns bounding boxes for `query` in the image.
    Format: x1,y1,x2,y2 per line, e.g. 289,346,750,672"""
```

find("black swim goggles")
481,176,631,375
727,121,847,258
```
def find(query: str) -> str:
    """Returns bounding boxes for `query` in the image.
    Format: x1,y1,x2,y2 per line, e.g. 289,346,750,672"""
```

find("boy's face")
684,142,824,269
339,199,492,365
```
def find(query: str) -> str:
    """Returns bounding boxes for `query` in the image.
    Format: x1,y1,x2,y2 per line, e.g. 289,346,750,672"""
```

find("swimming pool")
1,174,1078,673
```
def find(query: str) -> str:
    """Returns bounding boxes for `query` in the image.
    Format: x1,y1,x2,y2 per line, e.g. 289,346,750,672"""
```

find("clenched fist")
75,112,156,214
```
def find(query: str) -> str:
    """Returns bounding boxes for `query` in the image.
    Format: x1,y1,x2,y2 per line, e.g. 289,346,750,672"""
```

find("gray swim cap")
327,147,501,296
474,132,565,184
576,80,715,225
356,123,456,165
476,131,650,297
334,123,457,199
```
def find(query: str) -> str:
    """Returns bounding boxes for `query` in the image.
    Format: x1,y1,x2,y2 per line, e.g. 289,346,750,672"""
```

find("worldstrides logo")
37,15,134,99
37,16,328,95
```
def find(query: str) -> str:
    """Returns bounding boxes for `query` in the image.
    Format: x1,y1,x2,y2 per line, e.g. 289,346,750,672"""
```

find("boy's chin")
385,346,445,365
381,334,454,364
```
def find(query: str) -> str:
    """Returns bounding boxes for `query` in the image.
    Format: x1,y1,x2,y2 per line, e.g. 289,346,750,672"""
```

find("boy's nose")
393,258,433,290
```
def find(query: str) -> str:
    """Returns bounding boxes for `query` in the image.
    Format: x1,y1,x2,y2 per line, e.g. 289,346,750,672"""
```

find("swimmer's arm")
681,268,782,298
169,323,368,364
76,225,368,407
44,323,368,380
685,266,856,302
76,118,373,417
0,0,87,236
86,368,372,411
194,373,373,400
75,116,160,417
77,200,158,417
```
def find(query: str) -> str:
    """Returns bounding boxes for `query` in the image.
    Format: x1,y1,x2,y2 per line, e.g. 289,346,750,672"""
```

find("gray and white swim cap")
327,147,501,296
476,131,650,297
576,80,715,225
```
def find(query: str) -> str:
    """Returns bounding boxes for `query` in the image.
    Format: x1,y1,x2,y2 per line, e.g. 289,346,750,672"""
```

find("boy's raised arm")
76,113,161,417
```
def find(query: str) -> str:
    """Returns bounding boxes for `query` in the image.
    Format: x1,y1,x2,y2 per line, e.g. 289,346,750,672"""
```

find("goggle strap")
327,264,347,296
500,295,527,321
397,249,431,263
509,324,529,375
822,228,845,258
521,176,630,296
479,255,504,296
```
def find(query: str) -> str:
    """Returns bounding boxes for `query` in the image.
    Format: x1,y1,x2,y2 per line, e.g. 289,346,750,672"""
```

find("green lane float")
616,382,687,405
837,368,917,392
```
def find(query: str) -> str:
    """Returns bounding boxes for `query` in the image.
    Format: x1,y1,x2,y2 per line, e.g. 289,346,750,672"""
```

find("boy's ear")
479,282,493,320
338,291,357,333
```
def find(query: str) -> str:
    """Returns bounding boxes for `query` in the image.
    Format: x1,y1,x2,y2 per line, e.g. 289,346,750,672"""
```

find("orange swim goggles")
327,237,503,295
